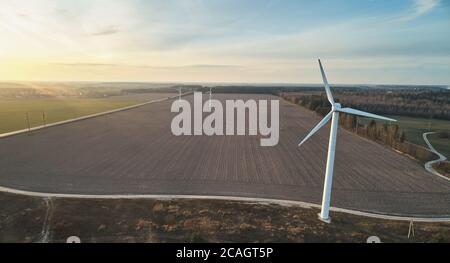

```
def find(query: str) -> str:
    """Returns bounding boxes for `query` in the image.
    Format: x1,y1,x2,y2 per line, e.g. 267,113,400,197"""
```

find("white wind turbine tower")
209,87,212,107
299,59,396,223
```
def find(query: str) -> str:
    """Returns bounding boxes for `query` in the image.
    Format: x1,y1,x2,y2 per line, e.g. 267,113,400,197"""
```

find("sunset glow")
0,0,449,84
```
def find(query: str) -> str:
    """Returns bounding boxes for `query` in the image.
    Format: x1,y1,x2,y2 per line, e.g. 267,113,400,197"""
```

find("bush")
190,232,206,243
433,162,450,177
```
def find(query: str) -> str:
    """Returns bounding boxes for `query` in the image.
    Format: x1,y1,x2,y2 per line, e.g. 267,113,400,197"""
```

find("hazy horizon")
1,80,448,89
1,0,449,85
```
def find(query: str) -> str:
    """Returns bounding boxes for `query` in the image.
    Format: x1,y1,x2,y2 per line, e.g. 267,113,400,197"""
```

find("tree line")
331,90,450,120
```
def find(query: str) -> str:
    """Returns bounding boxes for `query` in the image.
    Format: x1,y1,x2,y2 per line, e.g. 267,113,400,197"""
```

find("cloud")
53,8,70,16
414,0,439,14
88,25,119,36
181,64,239,69
52,63,240,70
141,64,242,71
396,0,439,22
52,63,119,67
17,13,29,19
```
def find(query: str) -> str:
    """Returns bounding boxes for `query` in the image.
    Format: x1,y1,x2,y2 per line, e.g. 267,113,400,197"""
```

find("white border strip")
0,185,449,223
0,92,192,139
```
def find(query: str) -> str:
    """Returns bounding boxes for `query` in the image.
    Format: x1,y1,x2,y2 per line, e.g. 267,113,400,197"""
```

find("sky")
0,0,449,84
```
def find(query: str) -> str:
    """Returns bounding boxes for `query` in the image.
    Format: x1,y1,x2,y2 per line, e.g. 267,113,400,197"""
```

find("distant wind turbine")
209,87,212,107
299,59,396,223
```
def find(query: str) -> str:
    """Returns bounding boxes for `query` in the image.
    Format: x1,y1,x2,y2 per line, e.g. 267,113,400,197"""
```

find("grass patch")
387,115,450,159
0,98,139,134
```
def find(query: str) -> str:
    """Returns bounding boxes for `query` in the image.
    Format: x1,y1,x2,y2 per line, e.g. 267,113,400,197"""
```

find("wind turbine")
209,87,212,108
299,59,396,223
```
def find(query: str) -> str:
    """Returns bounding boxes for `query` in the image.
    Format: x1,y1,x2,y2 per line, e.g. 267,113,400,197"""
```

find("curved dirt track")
0,94,449,216
423,132,449,182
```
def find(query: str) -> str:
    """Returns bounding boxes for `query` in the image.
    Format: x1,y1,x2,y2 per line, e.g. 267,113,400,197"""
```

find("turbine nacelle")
332,103,341,111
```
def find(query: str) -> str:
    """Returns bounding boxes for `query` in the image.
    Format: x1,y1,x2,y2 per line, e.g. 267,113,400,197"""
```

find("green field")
0,99,138,134
388,115,450,159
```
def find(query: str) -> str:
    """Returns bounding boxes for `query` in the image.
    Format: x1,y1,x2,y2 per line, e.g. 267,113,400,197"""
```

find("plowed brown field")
0,94,449,216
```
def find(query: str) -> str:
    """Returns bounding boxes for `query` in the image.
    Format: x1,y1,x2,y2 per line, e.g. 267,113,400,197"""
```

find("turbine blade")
318,59,335,104
338,108,397,122
298,111,333,146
